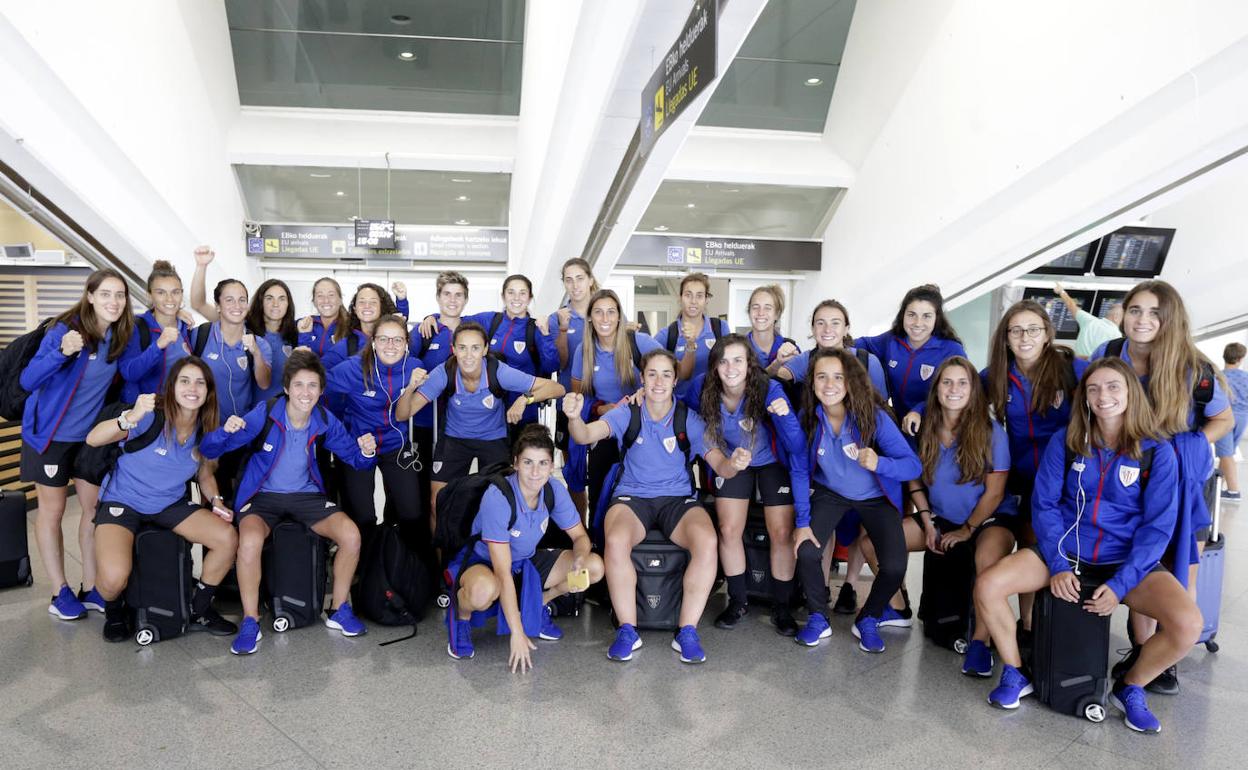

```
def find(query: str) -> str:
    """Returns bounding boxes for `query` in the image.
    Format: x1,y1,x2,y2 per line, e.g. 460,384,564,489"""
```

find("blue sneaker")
325,602,367,637
988,664,1033,709
538,604,563,641
796,612,832,646
853,615,885,653
878,605,913,628
446,615,474,659
48,585,87,621
608,623,642,661
1111,682,1161,733
962,639,994,677
671,625,706,664
230,616,262,655
78,586,105,613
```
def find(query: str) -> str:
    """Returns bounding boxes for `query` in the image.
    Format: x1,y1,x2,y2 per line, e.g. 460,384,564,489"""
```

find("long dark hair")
889,284,961,344
700,334,770,454
161,356,220,440
358,314,410,385
917,357,994,485
347,283,399,337
986,300,1076,424
801,347,886,446
55,268,134,362
246,278,298,346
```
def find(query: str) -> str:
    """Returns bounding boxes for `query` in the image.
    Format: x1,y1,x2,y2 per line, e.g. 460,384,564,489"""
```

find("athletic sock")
771,578,795,608
725,573,748,606
104,597,126,623
191,581,218,618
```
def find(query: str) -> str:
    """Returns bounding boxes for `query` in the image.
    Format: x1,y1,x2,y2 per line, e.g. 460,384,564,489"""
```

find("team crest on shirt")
491,338,500,346
920,364,935,381
237,356,249,370
715,476,724,489
282,345,293,357
1119,466,1141,487
181,342,191,354
262,443,274,453
432,462,443,473
704,338,715,350
663,436,677,453
635,436,644,444
514,341,526,354
739,417,754,432
109,506,124,517
594,365,600,372
207,352,219,360
817,447,826,456
43,464,58,478
89,353,97,360
540,518,549,533
483,394,496,409
1053,391,1065,408
843,444,860,460
889,359,898,368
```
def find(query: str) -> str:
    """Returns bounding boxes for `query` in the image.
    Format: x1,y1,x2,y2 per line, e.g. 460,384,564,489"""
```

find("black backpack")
351,523,431,644
663,318,724,354
486,313,542,374
74,406,171,485
433,462,555,565
191,322,253,372
0,317,58,420
1104,337,1215,426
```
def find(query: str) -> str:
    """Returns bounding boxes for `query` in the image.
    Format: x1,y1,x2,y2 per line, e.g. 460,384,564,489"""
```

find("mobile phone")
567,568,590,591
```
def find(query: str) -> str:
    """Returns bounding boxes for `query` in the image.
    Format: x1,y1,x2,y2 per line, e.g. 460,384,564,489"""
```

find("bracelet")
210,495,224,504
914,508,932,516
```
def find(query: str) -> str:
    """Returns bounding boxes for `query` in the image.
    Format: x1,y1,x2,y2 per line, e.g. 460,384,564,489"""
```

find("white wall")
795,0,1248,337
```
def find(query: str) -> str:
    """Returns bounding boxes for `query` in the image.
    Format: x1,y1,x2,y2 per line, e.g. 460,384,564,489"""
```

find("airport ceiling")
226,0,853,236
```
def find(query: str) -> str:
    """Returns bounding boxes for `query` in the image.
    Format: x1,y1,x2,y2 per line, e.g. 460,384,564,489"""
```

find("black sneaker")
832,583,857,615
1146,664,1180,695
189,607,239,636
771,606,799,637
714,601,749,629
102,614,131,643
1111,645,1142,680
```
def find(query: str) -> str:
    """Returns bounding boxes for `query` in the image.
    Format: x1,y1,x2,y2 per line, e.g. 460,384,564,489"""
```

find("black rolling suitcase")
0,489,33,589
918,537,975,652
1031,584,1111,722
632,529,689,631
262,521,328,632
1196,470,1225,652
127,526,193,645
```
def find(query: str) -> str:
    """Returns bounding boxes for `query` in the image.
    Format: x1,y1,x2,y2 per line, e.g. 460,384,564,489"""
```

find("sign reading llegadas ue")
620,234,821,272
640,0,718,156
247,224,507,263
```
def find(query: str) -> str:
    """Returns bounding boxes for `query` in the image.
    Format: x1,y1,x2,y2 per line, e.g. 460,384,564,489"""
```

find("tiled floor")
1,479,1244,769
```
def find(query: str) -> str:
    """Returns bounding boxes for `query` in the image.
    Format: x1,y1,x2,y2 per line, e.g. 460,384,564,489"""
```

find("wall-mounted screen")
1031,240,1099,276
1092,290,1127,320
1092,227,1174,278
1023,287,1095,340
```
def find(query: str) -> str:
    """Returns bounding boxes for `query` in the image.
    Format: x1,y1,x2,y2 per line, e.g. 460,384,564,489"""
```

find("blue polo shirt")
253,331,293,403
548,306,587,390
198,322,274,419
927,422,1017,525
410,317,455,429
653,316,729,399
102,411,200,514
416,361,536,441
600,401,707,498
472,474,581,562
260,424,319,494
569,333,662,403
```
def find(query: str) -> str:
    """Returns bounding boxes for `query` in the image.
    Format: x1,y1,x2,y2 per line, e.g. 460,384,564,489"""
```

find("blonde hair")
1066,358,1161,460
748,284,785,324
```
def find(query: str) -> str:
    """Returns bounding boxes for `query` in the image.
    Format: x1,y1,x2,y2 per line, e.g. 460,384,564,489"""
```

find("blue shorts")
1214,413,1247,458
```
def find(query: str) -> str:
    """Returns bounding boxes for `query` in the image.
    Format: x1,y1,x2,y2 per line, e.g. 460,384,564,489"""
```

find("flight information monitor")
354,219,396,249
1031,240,1099,276
1092,226,1174,278
1023,287,1095,340
1092,290,1127,319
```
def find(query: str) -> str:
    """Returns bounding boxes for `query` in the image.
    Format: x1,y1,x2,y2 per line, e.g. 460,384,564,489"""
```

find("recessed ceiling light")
389,14,412,25
723,188,741,193
804,77,823,86
654,225,669,231
309,172,332,178
455,219,471,225
451,178,472,183
686,203,696,209
455,195,470,201
335,191,345,197
397,51,416,61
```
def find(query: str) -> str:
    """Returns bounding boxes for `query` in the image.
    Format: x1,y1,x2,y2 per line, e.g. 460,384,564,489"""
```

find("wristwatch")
525,393,536,405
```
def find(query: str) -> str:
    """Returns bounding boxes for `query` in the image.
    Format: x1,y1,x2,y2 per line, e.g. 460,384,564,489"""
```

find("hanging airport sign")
639,0,718,156
247,224,507,263
619,234,821,271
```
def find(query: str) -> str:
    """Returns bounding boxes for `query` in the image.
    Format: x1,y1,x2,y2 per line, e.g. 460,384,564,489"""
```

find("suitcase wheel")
273,615,292,633
1205,639,1219,653
135,627,157,646
1081,700,1106,723
953,638,969,655
436,593,450,609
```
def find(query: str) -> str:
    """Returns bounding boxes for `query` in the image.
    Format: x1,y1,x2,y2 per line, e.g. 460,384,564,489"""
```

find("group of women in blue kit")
17,251,1230,731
